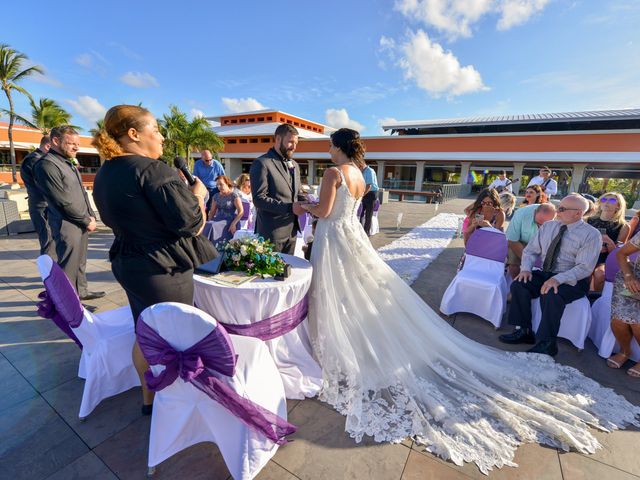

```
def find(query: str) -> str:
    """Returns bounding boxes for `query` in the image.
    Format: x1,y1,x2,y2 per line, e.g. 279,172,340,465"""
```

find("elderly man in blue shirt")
193,149,225,213
360,163,379,236
506,203,556,279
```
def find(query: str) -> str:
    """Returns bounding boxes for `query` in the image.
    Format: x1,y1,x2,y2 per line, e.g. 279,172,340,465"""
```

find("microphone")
173,156,196,186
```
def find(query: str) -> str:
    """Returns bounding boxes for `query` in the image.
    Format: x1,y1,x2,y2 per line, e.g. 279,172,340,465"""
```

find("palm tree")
29,98,75,133
158,105,223,165
0,44,43,183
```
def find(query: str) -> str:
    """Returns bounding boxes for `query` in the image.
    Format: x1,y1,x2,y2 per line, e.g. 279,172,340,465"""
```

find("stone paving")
0,199,638,480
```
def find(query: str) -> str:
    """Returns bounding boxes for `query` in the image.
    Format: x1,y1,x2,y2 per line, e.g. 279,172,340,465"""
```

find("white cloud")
325,108,365,132
394,0,549,39
398,30,487,97
221,97,267,113
498,0,549,30
377,117,398,135
66,95,107,124
120,72,159,88
75,53,93,68
190,108,205,119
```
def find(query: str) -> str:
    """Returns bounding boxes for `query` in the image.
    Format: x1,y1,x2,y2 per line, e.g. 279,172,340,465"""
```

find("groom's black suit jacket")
250,147,301,245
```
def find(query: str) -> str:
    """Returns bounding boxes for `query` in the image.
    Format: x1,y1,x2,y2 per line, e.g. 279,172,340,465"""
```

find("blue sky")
2,0,639,135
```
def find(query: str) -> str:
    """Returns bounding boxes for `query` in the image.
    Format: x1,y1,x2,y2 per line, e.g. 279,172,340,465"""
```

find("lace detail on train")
308,169,640,474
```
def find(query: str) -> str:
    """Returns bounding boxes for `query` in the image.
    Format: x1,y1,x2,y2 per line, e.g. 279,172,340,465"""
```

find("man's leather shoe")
498,329,536,345
80,291,106,301
527,340,558,357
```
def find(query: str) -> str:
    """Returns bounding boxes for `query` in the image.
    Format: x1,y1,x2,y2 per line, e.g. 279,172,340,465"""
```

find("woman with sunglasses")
462,188,505,245
586,192,628,291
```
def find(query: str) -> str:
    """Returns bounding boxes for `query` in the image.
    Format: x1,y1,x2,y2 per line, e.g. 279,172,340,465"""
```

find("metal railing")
441,183,472,202
381,180,471,203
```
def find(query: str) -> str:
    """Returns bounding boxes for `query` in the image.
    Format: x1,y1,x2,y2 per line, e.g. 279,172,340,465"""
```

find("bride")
300,128,639,474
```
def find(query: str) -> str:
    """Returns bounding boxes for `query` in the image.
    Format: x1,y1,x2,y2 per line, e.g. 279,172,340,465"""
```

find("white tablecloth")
193,254,322,399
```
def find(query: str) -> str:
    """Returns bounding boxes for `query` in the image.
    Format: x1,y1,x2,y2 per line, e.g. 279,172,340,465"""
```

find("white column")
512,162,525,195
376,161,386,186
414,161,425,191
569,163,587,194
225,158,243,181
459,162,471,184
307,160,316,185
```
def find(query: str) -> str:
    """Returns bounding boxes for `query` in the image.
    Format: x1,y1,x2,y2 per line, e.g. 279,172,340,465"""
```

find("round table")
193,254,322,399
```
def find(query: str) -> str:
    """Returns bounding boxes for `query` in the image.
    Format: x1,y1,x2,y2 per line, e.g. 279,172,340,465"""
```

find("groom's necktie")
542,225,567,273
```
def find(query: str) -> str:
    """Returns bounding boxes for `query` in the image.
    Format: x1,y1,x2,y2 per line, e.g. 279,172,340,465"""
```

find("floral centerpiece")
222,236,287,277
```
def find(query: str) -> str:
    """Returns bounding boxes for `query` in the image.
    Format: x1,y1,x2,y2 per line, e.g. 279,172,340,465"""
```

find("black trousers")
508,270,589,342
360,191,377,235
112,256,194,322
273,235,297,256
29,205,55,258
51,217,89,297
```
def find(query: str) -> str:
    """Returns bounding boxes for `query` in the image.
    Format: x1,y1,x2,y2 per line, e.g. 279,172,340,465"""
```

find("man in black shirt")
34,126,104,300
20,135,55,258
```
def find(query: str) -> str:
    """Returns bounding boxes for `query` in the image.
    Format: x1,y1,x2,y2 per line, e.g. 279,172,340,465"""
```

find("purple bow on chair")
36,260,85,349
136,320,296,445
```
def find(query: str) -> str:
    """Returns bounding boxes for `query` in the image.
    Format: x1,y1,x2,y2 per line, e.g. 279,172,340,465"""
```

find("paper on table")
210,271,259,287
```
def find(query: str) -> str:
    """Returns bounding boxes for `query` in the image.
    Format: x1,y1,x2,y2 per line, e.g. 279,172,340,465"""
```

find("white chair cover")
440,228,508,328
531,296,592,350
36,255,139,419
140,302,288,480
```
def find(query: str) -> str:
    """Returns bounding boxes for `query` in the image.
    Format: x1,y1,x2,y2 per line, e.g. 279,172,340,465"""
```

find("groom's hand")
293,202,305,216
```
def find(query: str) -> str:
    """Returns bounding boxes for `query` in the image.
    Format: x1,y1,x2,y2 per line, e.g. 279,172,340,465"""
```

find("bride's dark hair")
330,128,366,169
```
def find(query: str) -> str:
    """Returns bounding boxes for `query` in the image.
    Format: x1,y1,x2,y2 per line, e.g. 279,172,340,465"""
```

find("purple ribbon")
466,229,507,263
219,296,308,341
136,319,296,445
36,261,84,349
240,201,251,221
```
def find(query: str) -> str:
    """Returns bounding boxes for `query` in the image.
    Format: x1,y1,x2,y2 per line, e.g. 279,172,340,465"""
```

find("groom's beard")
279,145,294,160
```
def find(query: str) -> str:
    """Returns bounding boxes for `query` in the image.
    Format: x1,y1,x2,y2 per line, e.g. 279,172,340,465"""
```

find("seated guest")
462,188,505,245
499,194,601,356
208,175,244,243
587,192,628,291
622,210,640,243
235,173,252,202
519,184,548,207
506,203,556,279
499,191,516,218
607,231,640,377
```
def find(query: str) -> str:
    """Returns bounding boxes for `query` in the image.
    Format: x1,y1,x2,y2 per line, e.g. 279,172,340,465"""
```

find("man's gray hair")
535,202,556,214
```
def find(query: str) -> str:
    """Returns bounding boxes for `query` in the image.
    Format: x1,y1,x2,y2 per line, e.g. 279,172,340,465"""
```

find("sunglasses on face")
557,206,581,212
600,197,618,204
481,201,494,206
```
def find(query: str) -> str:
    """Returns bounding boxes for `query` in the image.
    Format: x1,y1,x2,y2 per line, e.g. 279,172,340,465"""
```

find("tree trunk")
6,90,18,184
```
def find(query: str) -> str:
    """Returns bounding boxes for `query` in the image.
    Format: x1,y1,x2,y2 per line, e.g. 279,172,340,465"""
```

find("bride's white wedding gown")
308,168,639,474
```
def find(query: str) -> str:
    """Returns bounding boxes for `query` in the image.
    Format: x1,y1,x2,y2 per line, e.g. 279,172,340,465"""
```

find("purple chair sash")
374,199,380,212
36,261,84,349
219,296,308,341
240,201,251,221
136,319,296,445
605,247,640,282
465,229,507,263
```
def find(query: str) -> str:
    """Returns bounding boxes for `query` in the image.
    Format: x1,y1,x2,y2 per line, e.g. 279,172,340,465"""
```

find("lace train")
308,168,640,474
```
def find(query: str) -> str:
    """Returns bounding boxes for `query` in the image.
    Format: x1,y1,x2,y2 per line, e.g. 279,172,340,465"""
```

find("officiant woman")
92,104,217,414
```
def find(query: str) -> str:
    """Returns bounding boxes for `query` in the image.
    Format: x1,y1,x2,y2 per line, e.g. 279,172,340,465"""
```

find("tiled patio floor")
1,199,638,479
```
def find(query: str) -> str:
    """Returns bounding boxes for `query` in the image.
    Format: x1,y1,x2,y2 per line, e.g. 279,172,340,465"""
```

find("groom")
250,123,305,254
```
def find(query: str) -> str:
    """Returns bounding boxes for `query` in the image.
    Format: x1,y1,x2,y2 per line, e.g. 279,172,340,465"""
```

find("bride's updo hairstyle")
92,105,152,160
330,128,366,169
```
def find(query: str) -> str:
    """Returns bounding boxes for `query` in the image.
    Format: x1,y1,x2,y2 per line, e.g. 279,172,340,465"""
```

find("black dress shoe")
498,329,536,345
80,291,106,301
527,340,558,357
